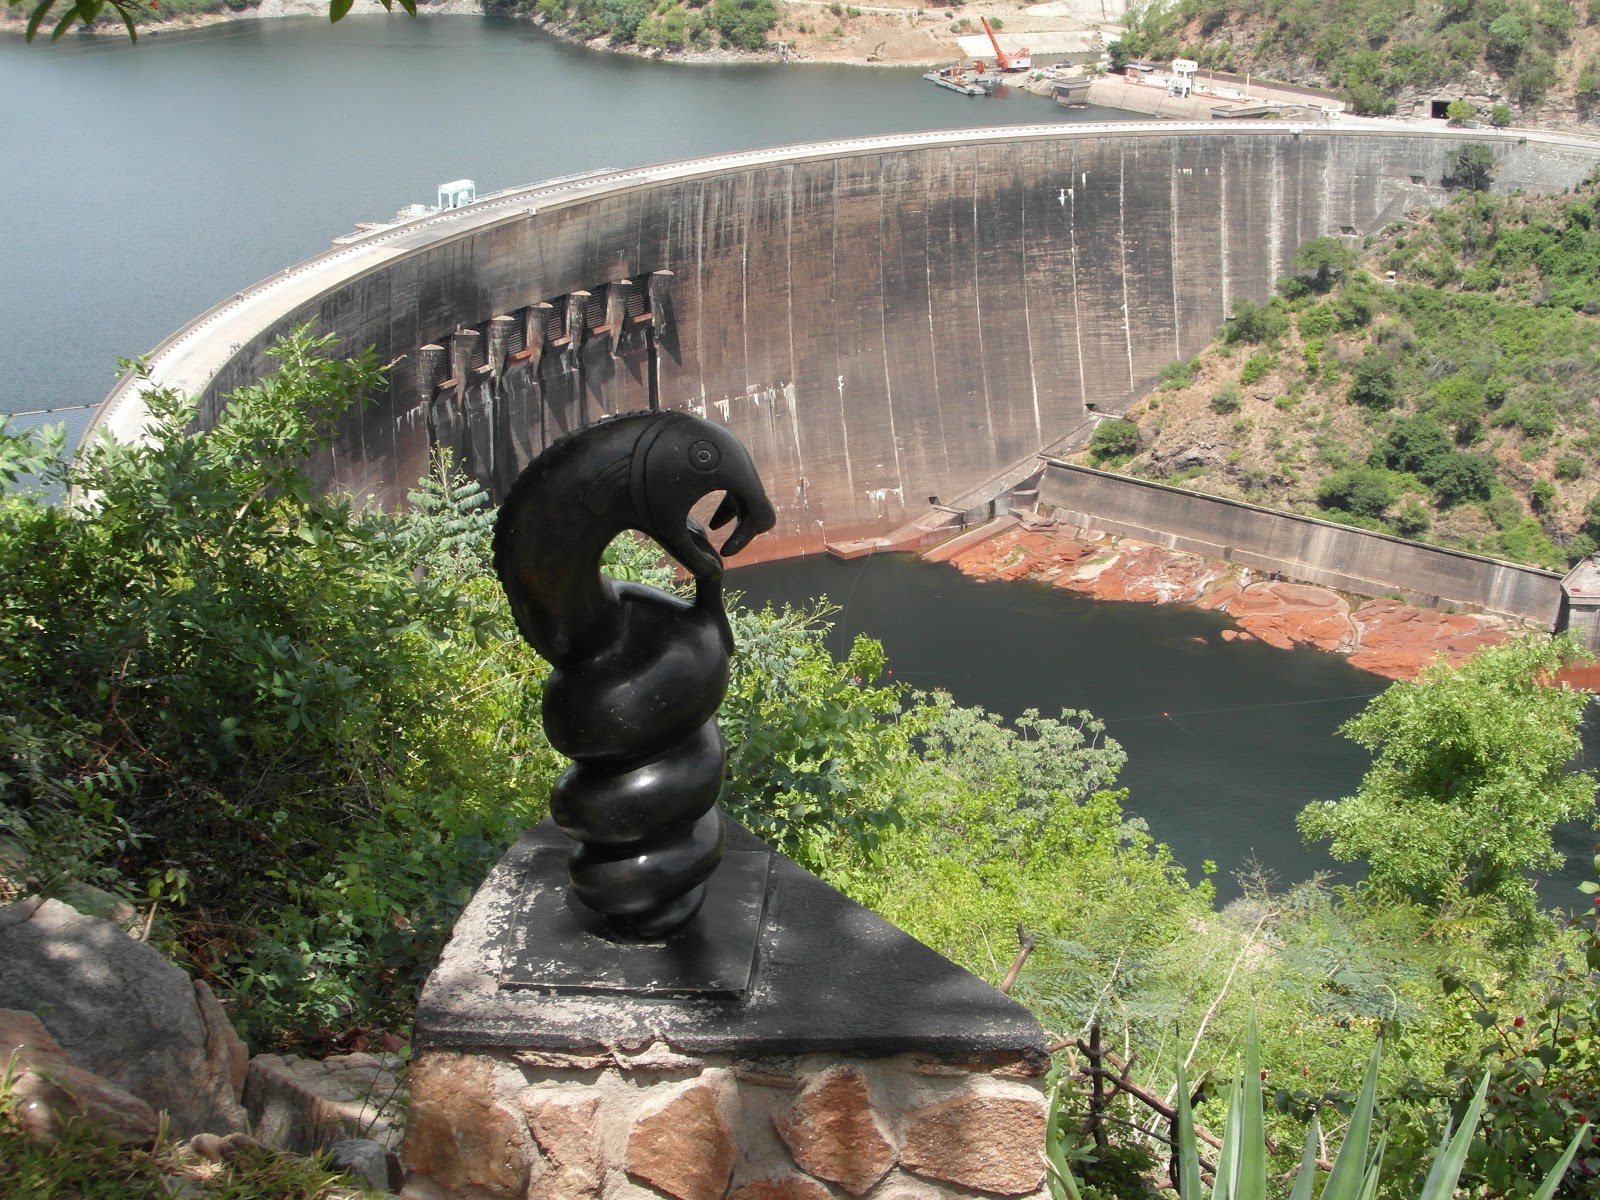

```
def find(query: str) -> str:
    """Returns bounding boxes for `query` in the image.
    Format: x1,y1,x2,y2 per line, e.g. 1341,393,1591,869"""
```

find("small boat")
924,65,988,96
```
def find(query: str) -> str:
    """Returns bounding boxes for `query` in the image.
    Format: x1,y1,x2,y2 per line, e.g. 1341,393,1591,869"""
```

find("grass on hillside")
0,1064,360,1200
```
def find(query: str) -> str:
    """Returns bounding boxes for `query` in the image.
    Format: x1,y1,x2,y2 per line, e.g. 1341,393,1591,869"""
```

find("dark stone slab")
498,845,770,999
416,819,1048,1067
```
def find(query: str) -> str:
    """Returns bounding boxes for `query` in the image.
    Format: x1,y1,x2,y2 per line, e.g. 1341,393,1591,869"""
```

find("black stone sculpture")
492,411,776,941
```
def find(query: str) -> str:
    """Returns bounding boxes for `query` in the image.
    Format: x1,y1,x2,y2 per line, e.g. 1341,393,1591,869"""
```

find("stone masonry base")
400,1046,1049,1200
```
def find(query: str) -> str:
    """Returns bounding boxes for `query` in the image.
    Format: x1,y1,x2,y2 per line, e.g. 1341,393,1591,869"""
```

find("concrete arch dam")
94,123,1600,559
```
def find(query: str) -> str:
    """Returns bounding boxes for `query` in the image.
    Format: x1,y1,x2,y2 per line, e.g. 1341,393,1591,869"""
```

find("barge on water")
924,65,988,96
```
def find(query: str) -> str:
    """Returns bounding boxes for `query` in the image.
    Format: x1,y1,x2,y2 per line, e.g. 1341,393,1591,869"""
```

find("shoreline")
0,0,1076,69
934,521,1530,681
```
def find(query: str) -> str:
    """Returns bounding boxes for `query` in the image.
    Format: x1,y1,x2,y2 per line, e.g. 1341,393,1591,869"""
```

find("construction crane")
980,15,1031,72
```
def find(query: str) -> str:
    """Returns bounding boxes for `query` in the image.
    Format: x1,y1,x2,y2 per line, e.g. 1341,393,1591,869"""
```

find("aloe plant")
1045,1012,1590,1200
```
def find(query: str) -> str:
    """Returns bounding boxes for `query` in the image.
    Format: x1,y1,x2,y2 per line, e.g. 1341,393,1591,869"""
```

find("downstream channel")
3,16,1594,901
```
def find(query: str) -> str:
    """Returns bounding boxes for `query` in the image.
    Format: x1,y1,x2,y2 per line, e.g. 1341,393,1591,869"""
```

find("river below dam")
3,16,1596,903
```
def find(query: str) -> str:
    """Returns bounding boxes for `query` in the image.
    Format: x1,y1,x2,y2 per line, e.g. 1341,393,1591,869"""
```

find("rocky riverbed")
943,524,1525,680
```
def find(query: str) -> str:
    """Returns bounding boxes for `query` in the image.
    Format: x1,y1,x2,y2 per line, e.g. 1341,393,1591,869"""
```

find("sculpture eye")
688,440,721,471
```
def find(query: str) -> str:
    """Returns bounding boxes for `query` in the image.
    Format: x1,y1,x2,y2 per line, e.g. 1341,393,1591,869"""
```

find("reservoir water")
2,17,1594,901
0,15,1112,444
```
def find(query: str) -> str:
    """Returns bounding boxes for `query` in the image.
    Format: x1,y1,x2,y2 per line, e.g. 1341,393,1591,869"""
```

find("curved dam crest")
94,122,1600,562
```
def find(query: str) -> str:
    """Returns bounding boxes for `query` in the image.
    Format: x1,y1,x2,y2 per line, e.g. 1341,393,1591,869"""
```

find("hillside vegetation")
1083,160,1600,572
4,339,1600,1194
486,0,778,51
1118,0,1600,120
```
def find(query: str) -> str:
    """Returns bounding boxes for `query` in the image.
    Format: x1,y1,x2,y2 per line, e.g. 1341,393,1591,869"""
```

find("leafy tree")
1378,413,1453,476
708,0,776,48
1445,98,1475,124
1225,297,1290,346
1297,636,1595,940
1490,102,1515,126
1293,237,1357,291
719,606,910,874
1428,449,1496,505
1348,354,1400,410
7,0,414,40
1451,144,1498,192
0,329,560,1043
1316,466,1396,518
1089,418,1140,462
1486,10,1531,68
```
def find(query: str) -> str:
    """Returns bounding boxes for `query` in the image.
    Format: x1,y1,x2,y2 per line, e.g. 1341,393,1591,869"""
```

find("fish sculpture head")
627,413,776,582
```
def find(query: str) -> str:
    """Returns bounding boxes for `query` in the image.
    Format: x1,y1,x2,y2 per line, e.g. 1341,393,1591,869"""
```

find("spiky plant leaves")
1320,1041,1381,1200
1174,1058,1203,1200
1044,1077,1085,1200
1529,1122,1591,1200
1214,1073,1244,1200
1236,1010,1267,1200
1286,1111,1320,1200
1417,1072,1487,1200
1357,1134,1386,1200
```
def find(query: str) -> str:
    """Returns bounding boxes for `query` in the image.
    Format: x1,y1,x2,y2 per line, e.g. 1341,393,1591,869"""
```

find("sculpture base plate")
497,845,771,1000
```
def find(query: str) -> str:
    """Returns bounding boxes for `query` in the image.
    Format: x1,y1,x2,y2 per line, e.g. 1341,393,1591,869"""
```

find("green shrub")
1239,352,1277,386
708,0,776,48
1429,450,1497,505
1210,382,1242,414
1225,296,1290,345
1490,102,1514,126
1521,399,1558,439
1088,418,1140,461
1555,454,1584,480
1156,358,1195,390
1316,466,1396,518
1348,354,1400,409
1297,302,1336,339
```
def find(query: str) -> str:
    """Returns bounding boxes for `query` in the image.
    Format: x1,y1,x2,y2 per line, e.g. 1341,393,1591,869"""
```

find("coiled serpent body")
492,412,775,939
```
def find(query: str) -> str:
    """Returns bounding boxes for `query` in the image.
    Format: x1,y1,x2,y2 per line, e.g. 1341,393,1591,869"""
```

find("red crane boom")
980,16,1031,72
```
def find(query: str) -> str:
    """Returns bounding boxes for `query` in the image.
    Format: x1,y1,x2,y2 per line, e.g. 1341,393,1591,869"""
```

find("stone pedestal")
403,822,1051,1200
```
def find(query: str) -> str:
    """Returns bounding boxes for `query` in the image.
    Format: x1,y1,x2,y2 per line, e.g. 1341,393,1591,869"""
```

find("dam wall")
93,123,1600,560
1039,460,1565,623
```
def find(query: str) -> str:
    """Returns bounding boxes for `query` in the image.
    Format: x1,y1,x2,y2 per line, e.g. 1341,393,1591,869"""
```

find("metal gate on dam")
92,122,1600,560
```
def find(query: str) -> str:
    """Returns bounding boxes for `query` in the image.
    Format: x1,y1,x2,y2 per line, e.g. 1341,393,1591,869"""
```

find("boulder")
0,897,248,1138
0,1008,159,1147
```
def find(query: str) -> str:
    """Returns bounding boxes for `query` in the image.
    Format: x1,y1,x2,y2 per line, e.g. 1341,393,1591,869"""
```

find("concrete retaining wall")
97,124,1600,561
1038,460,1565,623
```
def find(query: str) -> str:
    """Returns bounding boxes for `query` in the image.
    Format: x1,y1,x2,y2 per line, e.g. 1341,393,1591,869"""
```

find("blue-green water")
730,554,1600,904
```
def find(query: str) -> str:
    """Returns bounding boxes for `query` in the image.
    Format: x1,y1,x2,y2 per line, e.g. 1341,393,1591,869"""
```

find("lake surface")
0,14,1112,443
2,16,1594,903
731,555,1600,904
731,554,1382,897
